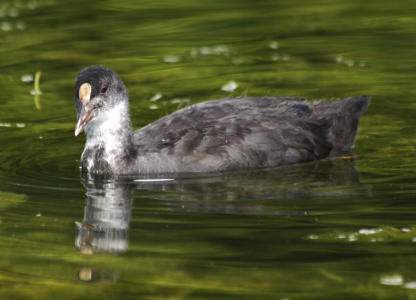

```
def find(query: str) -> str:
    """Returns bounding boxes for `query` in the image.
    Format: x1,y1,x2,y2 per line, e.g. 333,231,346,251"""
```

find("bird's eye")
101,86,108,94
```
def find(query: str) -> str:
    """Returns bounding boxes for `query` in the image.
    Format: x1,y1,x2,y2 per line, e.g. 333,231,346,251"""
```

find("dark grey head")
74,66,127,136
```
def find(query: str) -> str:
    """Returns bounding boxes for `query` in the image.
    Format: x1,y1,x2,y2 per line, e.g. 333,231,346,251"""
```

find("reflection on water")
135,158,369,202
0,0,413,297
76,158,369,254
75,177,134,254
76,267,118,283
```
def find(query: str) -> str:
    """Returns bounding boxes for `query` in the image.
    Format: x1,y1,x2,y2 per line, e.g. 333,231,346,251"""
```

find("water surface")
1,0,416,299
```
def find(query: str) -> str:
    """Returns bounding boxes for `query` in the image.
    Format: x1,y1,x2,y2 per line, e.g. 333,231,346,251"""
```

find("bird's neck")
85,102,132,146
82,102,134,174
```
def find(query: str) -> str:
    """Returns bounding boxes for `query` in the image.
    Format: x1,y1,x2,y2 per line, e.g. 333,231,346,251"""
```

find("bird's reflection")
75,176,135,254
76,267,118,283
75,158,369,254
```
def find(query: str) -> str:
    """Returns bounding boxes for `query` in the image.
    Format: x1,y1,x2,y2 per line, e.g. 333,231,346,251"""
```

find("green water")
1,0,416,299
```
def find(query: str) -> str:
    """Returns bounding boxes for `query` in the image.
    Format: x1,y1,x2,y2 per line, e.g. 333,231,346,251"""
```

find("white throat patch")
83,102,130,168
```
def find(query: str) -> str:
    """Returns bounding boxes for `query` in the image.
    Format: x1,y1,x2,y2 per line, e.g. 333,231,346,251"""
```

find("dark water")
1,0,416,299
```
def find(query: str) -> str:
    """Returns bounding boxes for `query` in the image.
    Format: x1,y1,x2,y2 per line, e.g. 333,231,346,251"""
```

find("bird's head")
74,66,127,136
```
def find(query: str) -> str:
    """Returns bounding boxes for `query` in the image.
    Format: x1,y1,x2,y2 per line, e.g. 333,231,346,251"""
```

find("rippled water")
1,0,416,299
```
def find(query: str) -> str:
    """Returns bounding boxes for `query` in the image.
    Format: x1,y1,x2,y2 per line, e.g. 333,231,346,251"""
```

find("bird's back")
133,96,369,173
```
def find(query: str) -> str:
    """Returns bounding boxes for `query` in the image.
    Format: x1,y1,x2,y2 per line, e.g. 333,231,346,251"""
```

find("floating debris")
307,234,319,240
170,98,182,104
0,123,25,128
36,213,42,217
221,80,238,92
336,56,344,64
404,282,416,289
149,104,158,110
380,274,403,286
269,41,279,49
212,45,229,55
271,54,280,61
171,98,191,109
272,54,290,62
335,55,356,67
150,93,162,102
1,21,11,31
359,228,378,235
190,45,230,57
201,47,214,55
31,71,42,110
170,98,190,104
163,55,180,63
30,90,42,95
348,234,357,242
309,226,416,244
21,74,34,82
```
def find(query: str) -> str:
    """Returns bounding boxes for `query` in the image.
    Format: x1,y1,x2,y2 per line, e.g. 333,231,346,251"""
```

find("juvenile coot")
74,66,369,175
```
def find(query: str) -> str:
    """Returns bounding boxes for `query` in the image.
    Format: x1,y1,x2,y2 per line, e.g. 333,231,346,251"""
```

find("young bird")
74,66,369,175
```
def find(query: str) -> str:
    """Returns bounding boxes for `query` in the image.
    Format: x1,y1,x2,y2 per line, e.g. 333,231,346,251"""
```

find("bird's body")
74,66,369,175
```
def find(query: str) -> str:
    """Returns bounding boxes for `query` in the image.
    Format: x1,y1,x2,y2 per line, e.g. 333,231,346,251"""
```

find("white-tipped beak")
74,118,83,136
75,105,94,136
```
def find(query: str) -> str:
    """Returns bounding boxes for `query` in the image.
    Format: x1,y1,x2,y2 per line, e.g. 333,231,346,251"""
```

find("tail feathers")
344,95,370,118
313,95,370,155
